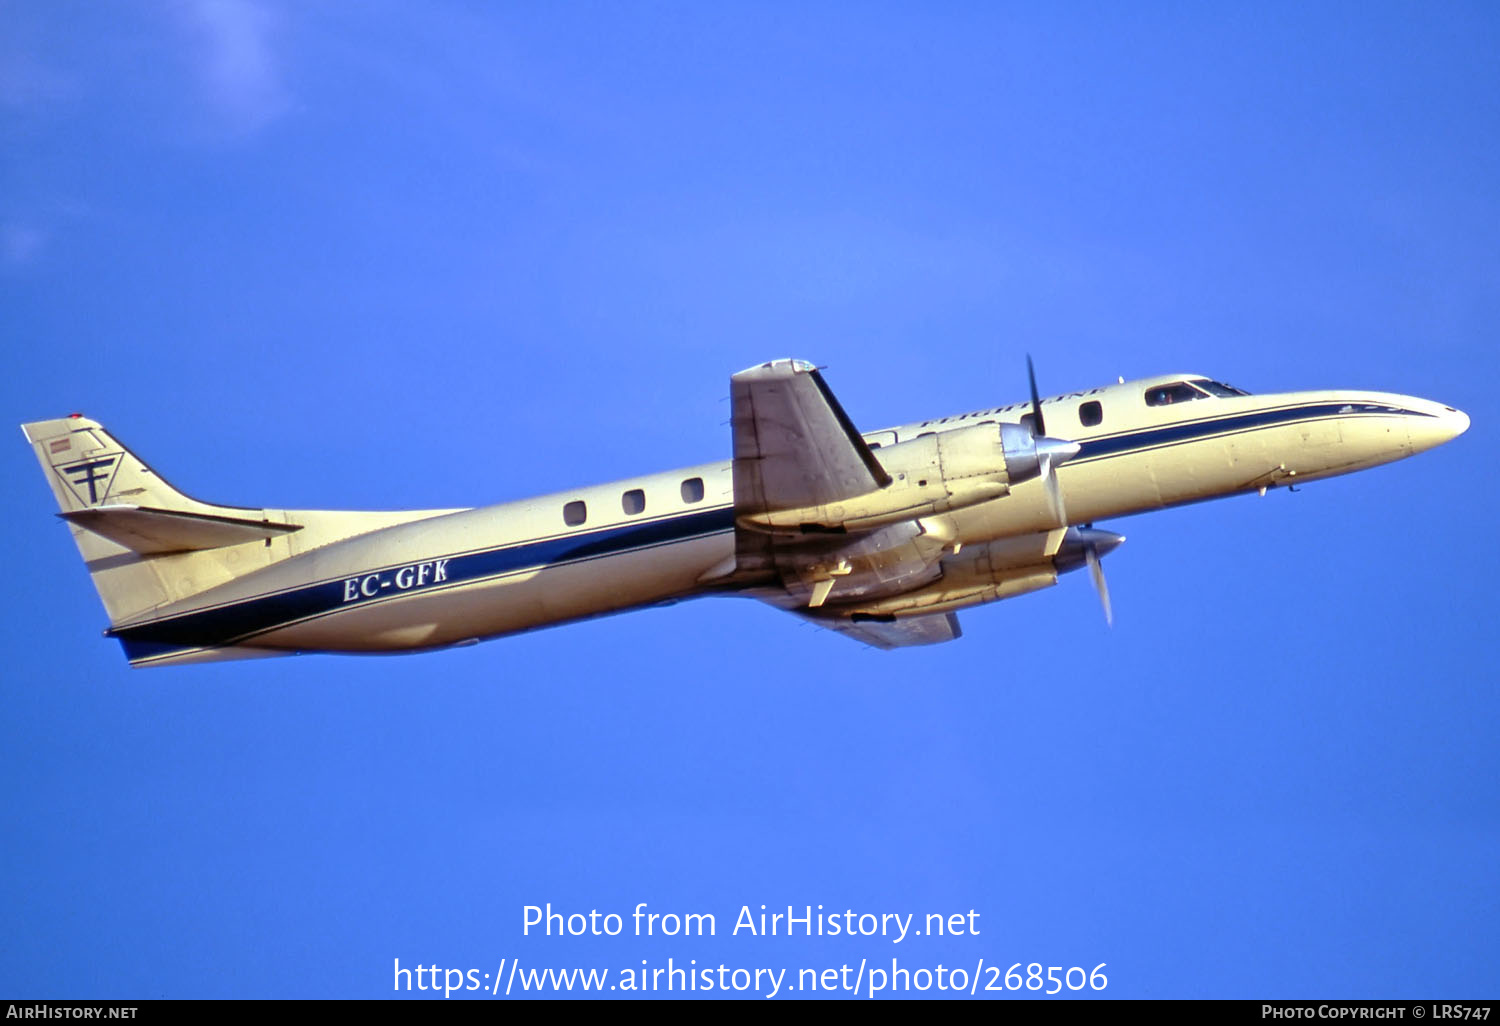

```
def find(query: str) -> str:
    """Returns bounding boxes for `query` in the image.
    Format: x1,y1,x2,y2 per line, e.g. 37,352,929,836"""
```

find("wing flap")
60,504,302,555
808,611,963,650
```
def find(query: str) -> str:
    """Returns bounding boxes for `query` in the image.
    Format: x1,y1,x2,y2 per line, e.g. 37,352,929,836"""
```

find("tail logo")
56,453,124,506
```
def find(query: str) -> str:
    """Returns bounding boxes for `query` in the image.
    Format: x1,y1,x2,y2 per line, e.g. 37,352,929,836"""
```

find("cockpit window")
1190,378,1251,398
1144,382,1209,407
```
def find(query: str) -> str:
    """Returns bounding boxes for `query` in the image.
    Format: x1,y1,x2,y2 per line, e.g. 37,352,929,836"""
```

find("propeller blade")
1085,543,1113,626
1040,452,1067,524
1025,356,1075,524
1026,353,1046,437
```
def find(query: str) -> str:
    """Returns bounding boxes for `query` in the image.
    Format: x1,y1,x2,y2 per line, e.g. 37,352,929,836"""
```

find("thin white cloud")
175,0,290,133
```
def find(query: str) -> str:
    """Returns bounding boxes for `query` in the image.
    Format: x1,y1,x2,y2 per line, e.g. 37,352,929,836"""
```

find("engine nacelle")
811,525,1123,619
778,519,947,608
740,422,1049,534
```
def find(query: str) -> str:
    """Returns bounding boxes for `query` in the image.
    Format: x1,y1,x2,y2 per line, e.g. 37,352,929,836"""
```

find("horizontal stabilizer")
59,504,303,555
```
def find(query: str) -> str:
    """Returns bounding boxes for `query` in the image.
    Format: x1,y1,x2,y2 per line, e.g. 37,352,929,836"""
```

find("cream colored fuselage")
107,375,1468,665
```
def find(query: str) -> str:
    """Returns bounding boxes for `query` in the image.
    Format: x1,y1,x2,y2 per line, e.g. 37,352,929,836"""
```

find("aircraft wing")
731,359,891,516
806,611,963,650
727,360,960,646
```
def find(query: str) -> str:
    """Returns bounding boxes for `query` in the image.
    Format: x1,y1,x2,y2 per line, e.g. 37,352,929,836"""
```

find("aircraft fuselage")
74,372,1463,666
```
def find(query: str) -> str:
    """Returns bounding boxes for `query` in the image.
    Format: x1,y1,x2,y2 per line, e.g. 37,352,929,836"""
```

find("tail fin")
21,414,301,625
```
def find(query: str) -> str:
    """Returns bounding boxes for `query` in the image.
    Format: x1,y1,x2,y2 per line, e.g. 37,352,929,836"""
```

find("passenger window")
680,477,704,503
622,489,645,515
1079,401,1103,427
563,500,587,526
1144,382,1209,407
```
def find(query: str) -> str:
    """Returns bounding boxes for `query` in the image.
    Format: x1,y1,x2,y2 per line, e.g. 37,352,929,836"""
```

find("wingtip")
732,358,818,379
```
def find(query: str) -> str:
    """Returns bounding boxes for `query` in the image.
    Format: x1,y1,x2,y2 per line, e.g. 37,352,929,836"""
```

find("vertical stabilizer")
21,415,291,624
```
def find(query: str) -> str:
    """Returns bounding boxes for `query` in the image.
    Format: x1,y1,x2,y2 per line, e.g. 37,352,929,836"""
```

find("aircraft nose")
1407,401,1469,454
1447,406,1471,438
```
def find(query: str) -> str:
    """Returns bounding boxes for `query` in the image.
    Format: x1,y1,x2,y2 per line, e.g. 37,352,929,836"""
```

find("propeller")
1026,354,1072,525
1025,353,1047,436
1054,525,1124,626
1084,535,1113,626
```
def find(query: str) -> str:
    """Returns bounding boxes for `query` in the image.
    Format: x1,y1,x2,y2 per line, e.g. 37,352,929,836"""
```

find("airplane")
22,359,1468,667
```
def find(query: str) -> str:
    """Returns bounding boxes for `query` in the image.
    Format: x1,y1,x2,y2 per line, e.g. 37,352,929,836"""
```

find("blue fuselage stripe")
115,506,737,653
1073,401,1423,462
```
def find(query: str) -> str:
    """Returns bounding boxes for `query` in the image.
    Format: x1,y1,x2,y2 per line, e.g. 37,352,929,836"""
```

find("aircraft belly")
535,533,731,621
1053,451,1163,524
257,579,526,651
1150,435,1254,505
250,532,734,652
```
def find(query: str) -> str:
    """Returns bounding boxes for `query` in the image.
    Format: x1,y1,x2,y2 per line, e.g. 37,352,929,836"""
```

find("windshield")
1144,382,1210,407
1190,379,1251,397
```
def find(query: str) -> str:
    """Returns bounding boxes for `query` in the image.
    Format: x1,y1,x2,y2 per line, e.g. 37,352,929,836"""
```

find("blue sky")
2,1,1496,999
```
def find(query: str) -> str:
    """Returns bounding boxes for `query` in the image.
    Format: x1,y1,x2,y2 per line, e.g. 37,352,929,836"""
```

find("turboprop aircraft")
23,360,1468,667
